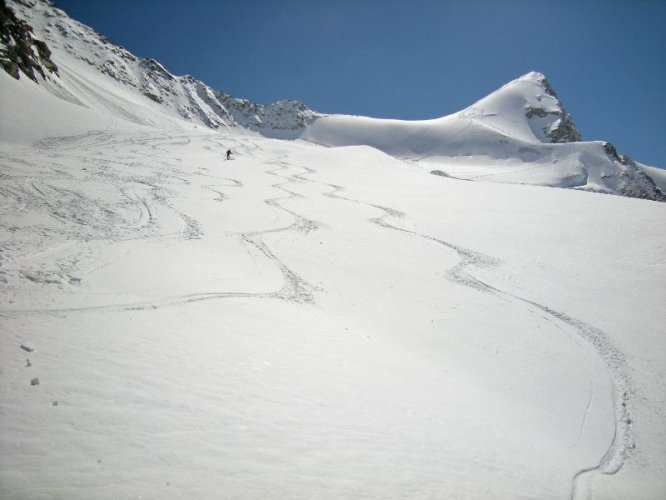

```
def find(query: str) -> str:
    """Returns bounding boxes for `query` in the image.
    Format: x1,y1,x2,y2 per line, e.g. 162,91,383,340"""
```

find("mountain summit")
301,72,664,200
464,71,582,144
1,0,664,200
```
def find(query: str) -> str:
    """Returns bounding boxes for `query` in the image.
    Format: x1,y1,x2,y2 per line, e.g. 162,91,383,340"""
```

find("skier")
226,149,232,160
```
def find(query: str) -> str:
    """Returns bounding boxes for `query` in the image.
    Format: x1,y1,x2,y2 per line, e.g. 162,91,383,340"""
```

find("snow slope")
1,1,666,500
2,106,665,500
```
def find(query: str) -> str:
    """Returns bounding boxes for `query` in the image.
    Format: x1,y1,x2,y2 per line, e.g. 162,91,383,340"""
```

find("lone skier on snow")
226,149,232,160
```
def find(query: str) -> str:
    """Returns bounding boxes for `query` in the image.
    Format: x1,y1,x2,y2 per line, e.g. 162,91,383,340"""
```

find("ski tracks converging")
0,133,320,317
0,131,635,499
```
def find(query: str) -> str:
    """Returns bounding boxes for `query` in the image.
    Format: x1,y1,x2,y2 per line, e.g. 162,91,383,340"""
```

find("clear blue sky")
54,0,665,168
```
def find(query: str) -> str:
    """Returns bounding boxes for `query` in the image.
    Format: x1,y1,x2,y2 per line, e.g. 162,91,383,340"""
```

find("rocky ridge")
524,73,582,143
5,0,318,131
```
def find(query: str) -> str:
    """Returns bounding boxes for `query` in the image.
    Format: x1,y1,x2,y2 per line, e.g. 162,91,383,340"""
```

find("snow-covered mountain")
1,0,319,132
302,73,665,200
1,1,666,500
2,0,664,201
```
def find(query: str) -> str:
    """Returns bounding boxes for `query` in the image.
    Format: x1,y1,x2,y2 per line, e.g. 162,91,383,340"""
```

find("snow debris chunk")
20,342,35,352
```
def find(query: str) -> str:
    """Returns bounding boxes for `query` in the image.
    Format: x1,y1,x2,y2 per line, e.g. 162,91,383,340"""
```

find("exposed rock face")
215,94,318,130
602,142,666,201
525,105,582,143
139,58,174,103
524,74,581,143
0,0,57,81
616,165,666,201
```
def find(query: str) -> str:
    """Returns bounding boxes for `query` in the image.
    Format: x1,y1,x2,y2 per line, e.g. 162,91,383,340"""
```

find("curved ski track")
0,140,316,317
0,132,633,499
277,158,634,500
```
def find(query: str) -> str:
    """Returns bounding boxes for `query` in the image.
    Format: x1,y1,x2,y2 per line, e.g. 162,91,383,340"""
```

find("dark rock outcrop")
0,0,57,81
525,74,581,143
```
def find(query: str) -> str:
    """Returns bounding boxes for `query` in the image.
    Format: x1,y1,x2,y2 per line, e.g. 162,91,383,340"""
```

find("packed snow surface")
1,1,666,499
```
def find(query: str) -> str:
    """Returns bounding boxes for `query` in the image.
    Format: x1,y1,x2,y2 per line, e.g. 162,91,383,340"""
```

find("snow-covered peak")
461,71,581,144
519,70,547,81
301,73,663,200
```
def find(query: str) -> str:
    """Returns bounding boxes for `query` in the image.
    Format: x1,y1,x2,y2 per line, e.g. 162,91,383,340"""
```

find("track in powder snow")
0,129,634,499
0,134,317,316
264,156,634,500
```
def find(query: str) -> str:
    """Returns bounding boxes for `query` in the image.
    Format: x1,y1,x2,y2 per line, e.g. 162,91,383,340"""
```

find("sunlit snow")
1,1,665,499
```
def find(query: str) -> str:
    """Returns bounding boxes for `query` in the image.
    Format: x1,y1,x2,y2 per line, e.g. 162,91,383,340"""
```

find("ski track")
0,134,317,316
276,157,634,500
0,131,634,498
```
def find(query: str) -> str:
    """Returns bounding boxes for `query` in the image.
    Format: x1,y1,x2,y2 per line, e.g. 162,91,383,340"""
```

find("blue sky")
55,0,665,167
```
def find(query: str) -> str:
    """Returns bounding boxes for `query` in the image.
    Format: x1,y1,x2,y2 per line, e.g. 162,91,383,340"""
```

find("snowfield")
1,1,666,499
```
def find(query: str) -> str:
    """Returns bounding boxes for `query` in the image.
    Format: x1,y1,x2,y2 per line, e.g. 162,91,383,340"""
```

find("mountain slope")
2,0,319,132
1,1,666,499
3,0,665,201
